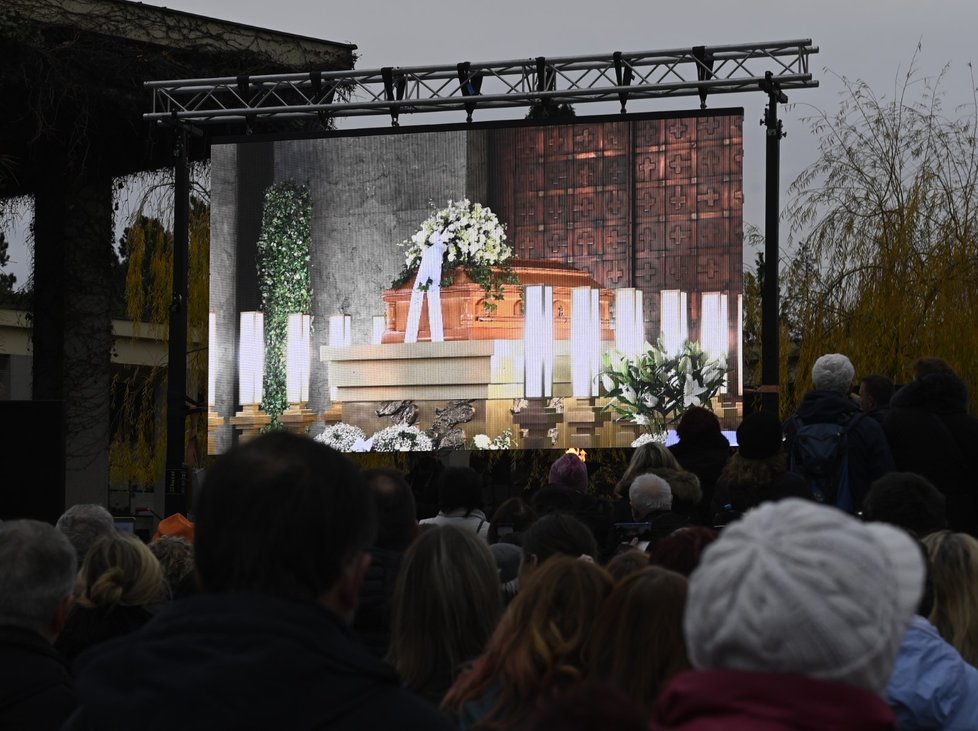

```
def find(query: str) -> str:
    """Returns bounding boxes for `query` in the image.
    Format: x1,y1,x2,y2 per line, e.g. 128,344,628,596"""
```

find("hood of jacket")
70,592,402,730
891,372,969,415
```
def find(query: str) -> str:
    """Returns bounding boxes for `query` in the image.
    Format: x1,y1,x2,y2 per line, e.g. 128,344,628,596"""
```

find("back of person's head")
0,519,76,638
653,468,701,512
735,410,784,460
862,472,947,538
78,532,166,610
811,353,855,394
56,503,115,567
605,548,651,582
387,525,502,696
435,466,484,517
615,441,681,497
684,498,923,694
922,530,978,666
628,474,672,516
859,374,894,411
148,535,196,600
362,467,417,552
912,357,955,379
648,526,720,577
490,542,522,605
524,679,647,731
548,453,589,493
587,566,690,716
194,431,376,604
442,556,614,728
152,513,195,543
674,406,723,444
488,496,534,545
521,512,598,575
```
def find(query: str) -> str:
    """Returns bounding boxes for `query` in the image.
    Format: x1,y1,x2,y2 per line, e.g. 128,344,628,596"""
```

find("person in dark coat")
668,406,731,525
883,358,978,535
64,432,453,731
354,467,419,658
0,519,79,730
712,410,811,526
859,374,894,428
783,353,895,513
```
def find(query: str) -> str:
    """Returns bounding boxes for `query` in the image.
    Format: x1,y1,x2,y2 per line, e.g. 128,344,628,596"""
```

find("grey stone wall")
211,129,488,431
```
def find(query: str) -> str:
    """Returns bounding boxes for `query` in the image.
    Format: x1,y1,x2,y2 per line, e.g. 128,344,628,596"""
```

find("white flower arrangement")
370,423,435,452
401,198,512,274
314,422,367,452
631,431,668,448
600,339,728,435
470,429,514,450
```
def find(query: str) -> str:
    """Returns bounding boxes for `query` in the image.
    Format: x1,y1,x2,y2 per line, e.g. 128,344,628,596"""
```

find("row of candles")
209,287,738,411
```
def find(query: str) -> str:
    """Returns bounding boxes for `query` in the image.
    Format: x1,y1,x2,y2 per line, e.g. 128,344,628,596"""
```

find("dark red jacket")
651,669,895,731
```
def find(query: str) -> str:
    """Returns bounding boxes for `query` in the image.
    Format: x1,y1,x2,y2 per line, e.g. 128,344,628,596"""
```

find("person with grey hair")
56,503,115,568
0,519,79,728
615,474,689,554
784,353,894,515
629,474,674,517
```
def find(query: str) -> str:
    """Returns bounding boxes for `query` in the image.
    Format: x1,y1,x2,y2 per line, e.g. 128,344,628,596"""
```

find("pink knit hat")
548,453,588,493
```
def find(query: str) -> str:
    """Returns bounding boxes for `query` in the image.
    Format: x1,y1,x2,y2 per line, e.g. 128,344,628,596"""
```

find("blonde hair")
923,530,978,666
77,532,166,609
614,442,681,498
442,556,613,730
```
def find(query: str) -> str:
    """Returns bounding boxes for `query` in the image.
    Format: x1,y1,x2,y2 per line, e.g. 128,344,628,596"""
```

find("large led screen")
208,109,744,454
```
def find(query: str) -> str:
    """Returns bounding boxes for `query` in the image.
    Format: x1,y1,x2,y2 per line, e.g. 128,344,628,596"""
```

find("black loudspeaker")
0,401,66,524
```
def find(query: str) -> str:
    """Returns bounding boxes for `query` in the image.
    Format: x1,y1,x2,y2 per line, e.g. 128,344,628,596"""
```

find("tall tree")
782,53,978,411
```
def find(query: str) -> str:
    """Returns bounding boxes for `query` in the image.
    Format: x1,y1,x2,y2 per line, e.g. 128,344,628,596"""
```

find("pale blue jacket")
887,615,978,731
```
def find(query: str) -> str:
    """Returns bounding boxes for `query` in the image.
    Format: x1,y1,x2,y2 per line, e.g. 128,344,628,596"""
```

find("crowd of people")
1,352,976,730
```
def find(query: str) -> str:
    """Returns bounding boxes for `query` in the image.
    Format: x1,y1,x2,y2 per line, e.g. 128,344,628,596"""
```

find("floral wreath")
393,198,517,314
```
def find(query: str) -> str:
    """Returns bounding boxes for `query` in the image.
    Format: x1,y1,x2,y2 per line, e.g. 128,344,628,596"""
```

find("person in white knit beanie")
651,498,924,731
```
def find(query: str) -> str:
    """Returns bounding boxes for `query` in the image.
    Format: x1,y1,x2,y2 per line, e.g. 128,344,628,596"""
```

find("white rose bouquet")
469,429,514,450
314,423,367,452
393,199,517,314
370,424,435,452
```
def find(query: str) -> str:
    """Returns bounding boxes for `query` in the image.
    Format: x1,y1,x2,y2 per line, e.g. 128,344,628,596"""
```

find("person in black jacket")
0,519,78,730
354,467,419,659
884,358,978,535
64,432,454,731
783,353,895,514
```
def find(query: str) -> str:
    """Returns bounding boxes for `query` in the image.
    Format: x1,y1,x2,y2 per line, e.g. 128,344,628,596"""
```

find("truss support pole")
760,71,786,416
165,126,190,517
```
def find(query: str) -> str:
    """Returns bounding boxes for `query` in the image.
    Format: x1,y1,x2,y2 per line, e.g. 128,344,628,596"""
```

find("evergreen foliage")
255,181,312,428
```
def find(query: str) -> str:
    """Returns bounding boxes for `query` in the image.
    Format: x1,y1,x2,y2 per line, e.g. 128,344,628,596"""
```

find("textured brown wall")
486,112,743,347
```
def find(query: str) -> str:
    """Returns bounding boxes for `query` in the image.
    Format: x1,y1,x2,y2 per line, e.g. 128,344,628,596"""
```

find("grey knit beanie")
684,498,923,694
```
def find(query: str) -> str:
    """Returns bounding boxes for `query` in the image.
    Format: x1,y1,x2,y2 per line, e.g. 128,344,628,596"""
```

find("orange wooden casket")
382,259,615,343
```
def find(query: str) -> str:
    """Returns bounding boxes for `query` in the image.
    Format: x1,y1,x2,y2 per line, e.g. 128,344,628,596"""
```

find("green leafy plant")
256,181,312,429
599,339,728,435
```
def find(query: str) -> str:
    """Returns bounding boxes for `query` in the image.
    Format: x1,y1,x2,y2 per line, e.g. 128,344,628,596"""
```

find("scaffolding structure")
146,40,818,126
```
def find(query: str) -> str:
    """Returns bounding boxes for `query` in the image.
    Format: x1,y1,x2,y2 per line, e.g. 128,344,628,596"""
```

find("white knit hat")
684,498,924,694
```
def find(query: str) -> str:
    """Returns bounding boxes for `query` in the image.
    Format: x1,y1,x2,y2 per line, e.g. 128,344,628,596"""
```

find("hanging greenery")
256,181,313,428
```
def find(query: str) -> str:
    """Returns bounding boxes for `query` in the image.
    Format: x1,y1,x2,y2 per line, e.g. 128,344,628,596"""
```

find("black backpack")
786,412,865,513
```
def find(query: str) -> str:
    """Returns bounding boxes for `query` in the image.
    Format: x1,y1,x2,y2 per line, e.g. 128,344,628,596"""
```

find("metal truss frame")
145,39,818,127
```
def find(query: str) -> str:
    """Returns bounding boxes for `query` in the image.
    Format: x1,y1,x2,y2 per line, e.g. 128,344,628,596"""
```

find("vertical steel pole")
761,72,786,415
165,127,189,516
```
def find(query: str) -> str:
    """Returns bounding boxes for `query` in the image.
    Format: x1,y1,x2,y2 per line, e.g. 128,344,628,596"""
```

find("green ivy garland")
256,181,313,429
